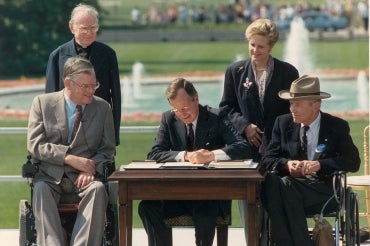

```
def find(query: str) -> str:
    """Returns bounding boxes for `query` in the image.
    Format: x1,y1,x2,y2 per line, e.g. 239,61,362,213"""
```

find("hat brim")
279,90,331,100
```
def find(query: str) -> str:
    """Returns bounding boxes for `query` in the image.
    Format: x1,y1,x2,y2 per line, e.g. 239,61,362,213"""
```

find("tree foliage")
0,0,100,77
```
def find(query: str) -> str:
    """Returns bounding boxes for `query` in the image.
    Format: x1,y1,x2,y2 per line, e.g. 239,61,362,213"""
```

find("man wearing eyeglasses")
27,57,116,245
45,3,121,146
139,78,251,246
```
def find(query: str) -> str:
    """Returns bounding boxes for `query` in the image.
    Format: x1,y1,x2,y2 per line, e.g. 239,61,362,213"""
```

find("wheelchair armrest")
103,160,116,182
22,155,39,178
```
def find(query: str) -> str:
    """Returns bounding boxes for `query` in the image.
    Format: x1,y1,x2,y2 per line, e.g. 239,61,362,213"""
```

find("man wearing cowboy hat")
260,75,360,245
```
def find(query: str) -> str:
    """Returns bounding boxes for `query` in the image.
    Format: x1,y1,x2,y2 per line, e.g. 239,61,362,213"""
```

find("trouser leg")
280,177,334,246
71,181,108,246
33,181,64,246
139,200,172,246
191,200,218,246
262,172,337,246
261,173,294,246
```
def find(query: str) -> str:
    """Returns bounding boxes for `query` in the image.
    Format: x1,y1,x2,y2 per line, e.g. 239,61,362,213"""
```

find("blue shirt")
64,94,85,143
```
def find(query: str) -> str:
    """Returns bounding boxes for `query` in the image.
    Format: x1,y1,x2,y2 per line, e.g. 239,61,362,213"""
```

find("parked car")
301,10,348,31
276,10,348,32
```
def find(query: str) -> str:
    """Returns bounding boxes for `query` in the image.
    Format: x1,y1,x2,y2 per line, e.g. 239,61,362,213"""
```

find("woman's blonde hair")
245,18,279,47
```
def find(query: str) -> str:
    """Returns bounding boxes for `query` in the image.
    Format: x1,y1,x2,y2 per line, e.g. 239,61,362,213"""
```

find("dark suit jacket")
261,112,360,179
27,90,116,184
148,105,251,163
147,105,251,218
45,39,121,145
219,58,299,159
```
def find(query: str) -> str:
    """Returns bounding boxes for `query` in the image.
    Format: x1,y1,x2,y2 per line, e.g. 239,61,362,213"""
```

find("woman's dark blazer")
219,58,299,159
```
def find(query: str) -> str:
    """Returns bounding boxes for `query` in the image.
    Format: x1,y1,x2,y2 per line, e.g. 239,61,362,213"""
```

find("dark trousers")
138,200,225,246
261,173,337,246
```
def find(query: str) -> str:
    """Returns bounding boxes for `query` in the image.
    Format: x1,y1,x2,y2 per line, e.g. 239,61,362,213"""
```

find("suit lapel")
60,40,77,62
53,92,69,144
82,101,97,126
193,106,209,150
286,122,302,157
173,116,187,150
317,112,330,150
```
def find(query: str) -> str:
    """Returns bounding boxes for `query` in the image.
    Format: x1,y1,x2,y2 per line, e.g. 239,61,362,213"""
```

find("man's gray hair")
70,3,99,24
63,57,95,81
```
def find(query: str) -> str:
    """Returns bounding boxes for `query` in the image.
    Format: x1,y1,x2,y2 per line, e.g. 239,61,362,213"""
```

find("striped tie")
301,125,309,158
71,105,82,141
186,123,194,151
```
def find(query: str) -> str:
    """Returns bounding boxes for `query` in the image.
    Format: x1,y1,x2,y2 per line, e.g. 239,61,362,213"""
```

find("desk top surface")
108,168,264,182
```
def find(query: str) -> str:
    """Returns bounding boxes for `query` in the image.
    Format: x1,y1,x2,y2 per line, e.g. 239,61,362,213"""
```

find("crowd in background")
130,0,368,31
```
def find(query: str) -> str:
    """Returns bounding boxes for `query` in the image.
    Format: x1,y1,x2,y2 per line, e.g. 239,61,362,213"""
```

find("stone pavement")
3,228,370,245
1,228,247,246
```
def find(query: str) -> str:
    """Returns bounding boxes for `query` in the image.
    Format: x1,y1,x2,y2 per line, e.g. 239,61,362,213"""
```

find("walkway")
2,228,246,246
4,228,369,245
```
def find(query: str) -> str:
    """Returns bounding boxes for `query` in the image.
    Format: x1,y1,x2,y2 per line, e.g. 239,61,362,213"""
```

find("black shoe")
360,228,370,243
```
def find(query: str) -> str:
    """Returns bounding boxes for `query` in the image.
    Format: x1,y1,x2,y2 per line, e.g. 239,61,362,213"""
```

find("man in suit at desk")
27,57,116,245
139,78,251,246
261,75,360,245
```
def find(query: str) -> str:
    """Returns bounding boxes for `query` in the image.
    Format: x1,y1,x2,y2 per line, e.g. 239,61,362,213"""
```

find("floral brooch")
243,78,253,90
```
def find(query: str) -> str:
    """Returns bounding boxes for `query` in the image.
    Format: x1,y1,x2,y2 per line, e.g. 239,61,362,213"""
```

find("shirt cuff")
212,150,230,162
175,151,187,162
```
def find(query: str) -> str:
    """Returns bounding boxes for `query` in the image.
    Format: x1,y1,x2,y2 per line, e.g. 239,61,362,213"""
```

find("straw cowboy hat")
279,75,331,100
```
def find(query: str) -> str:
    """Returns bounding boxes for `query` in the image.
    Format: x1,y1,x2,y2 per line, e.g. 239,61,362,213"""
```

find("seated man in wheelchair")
261,75,360,246
26,56,116,245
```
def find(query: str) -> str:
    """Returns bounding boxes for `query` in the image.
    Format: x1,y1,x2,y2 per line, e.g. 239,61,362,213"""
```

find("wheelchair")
262,171,360,246
19,155,118,246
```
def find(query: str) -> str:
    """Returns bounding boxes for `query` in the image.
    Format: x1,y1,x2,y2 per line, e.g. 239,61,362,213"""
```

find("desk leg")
247,183,260,246
127,200,132,246
118,182,132,246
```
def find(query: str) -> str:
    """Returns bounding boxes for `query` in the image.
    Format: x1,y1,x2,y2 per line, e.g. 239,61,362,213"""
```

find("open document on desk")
120,160,258,170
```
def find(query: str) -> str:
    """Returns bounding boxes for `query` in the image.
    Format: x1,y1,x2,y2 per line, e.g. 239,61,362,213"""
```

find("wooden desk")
109,168,264,246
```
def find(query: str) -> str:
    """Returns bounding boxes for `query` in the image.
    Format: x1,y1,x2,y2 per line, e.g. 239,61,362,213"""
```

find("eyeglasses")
71,80,100,90
171,106,191,113
76,24,99,33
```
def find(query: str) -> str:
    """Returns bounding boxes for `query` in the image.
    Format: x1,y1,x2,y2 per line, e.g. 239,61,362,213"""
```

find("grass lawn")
108,40,368,76
0,118,368,229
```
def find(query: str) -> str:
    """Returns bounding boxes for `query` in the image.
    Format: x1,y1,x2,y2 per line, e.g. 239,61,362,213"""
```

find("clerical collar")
75,41,92,59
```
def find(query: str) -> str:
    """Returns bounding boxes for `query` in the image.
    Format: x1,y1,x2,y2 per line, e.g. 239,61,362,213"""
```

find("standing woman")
220,18,299,162
219,18,299,244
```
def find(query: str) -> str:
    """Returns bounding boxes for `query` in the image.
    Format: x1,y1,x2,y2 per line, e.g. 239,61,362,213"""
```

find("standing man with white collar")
45,3,121,146
261,75,360,245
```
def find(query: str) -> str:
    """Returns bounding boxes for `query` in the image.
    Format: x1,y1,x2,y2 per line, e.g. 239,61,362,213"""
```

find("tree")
0,0,100,77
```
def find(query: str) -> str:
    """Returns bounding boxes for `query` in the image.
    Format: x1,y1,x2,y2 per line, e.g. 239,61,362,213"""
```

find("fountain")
281,16,368,113
121,76,138,108
132,62,145,99
356,70,369,111
283,16,314,75
235,53,245,62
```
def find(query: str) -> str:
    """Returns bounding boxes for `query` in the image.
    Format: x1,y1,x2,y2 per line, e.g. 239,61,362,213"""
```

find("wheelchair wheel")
345,187,360,246
19,199,37,246
103,202,119,246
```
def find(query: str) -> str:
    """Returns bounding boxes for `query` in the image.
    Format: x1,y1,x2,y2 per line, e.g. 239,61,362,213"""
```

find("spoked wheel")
19,199,37,246
345,187,360,246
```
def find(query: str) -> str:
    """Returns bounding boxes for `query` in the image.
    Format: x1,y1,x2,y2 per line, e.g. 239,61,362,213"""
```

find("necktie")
71,105,82,141
301,125,310,158
186,123,194,151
